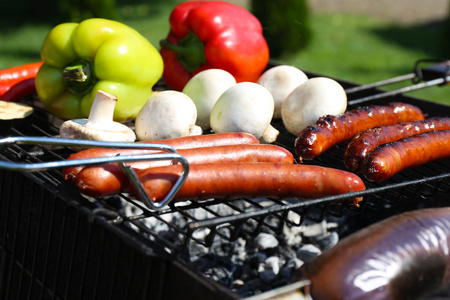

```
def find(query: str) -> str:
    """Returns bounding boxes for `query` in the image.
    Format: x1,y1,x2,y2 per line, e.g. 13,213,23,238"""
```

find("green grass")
281,13,450,105
0,3,449,105
0,1,182,68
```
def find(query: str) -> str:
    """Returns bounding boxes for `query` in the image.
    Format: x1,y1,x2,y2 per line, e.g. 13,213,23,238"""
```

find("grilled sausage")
344,117,450,173
295,207,450,300
76,144,295,197
363,130,450,182
294,102,425,160
127,162,366,205
63,132,260,183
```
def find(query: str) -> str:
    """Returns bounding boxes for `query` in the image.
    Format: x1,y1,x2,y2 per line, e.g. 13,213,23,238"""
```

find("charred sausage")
344,117,450,173
76,144,295,197
363,130,450,182
126,162,366,205
294,102,425,160
63,132,260,183
294,207,450,300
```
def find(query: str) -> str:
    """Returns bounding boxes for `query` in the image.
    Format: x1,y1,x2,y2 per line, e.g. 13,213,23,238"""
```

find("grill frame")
0,166,239,300
1,69,450,299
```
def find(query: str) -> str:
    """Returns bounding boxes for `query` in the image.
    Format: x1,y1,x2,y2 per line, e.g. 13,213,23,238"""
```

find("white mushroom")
257,65,308,119
210,82,279,143
182,69,236,130
281,77,347,136
135,90,201,141
59,90,136,142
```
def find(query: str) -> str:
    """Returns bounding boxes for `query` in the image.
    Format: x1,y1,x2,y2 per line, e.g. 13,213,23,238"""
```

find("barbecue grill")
1,64,450,300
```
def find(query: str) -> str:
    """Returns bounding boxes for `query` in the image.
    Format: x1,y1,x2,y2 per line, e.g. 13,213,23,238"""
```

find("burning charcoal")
301,221,330,237
233,237,247,262
235,278,265,297
240,259,260,282
309,231,339,251
194,253,238,286
279,257,304,279
232,279,244,289
284,224,303,246
259,256,280,282
259,269,277,283
255,232,279,249
188,241,208,259
297,244,321,263
133,196,341,297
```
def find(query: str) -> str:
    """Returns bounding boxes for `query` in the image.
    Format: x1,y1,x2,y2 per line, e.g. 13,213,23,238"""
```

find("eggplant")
294,207,450,300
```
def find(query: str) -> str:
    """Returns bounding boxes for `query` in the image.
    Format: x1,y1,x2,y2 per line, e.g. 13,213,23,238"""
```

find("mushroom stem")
189,125,203,136
259,124,280,144
59,89,136,143
88,90,117,125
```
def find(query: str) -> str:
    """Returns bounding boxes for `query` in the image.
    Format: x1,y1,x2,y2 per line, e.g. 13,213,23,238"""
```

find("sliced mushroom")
59,90,136,142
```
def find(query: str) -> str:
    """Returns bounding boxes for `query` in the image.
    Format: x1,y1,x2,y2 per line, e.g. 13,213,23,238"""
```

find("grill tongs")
0,136,189,211
346,58,450,105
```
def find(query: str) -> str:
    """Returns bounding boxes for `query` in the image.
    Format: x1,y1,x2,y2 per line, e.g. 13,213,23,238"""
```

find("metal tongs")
346,58,450,105
0,136,189,211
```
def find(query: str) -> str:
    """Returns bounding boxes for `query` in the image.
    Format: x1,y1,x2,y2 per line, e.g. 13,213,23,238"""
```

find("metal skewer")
346,58,450,105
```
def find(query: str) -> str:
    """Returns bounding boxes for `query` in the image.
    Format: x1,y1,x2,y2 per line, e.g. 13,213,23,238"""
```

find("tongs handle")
415,59,450,84
0,136,190,211
346,58,450,105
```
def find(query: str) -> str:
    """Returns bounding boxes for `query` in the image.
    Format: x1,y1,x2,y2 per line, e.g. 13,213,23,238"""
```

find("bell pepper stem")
62,59,96,96
63,66,88,82
160,31,207,73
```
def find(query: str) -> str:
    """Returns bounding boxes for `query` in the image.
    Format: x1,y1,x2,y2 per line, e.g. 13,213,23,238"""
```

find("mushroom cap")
59,119,136,142
257,65,308,119
183,69,236,130
135,90,198,141
210,82,274,139
281,77,347,136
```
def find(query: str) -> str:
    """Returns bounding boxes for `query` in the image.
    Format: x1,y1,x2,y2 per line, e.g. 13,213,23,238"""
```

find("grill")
1,68,450,300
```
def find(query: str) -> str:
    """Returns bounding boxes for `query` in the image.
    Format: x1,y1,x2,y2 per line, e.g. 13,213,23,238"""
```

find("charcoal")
255,233,279,249
259,256,280,282
308,231,340,251
135,198,340,296
297,244,321,263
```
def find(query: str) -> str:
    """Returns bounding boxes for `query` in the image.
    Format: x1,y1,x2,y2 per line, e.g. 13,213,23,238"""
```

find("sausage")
63,132,260,183
294,207,450,300
344,117,450,173
362,130,450,182
76,144,295,197
127,162,366,205
294,102,425,160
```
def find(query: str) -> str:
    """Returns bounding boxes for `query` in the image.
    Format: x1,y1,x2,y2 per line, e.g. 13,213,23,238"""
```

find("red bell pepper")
160,1,270,91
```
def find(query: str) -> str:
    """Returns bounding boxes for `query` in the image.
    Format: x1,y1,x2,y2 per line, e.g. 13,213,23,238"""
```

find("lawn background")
0,0,449,105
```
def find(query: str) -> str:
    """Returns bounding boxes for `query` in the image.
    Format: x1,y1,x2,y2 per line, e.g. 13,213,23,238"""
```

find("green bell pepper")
36,18,163,122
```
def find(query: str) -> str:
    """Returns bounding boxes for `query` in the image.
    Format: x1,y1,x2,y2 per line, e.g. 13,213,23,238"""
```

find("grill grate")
1,75,450,299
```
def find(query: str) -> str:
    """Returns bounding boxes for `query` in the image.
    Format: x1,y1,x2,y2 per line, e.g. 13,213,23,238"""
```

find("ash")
123,197,339,297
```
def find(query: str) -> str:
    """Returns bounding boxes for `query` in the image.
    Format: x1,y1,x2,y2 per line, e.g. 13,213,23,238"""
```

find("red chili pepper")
160,1,270,91
1,78,37,102
0,61,43,96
